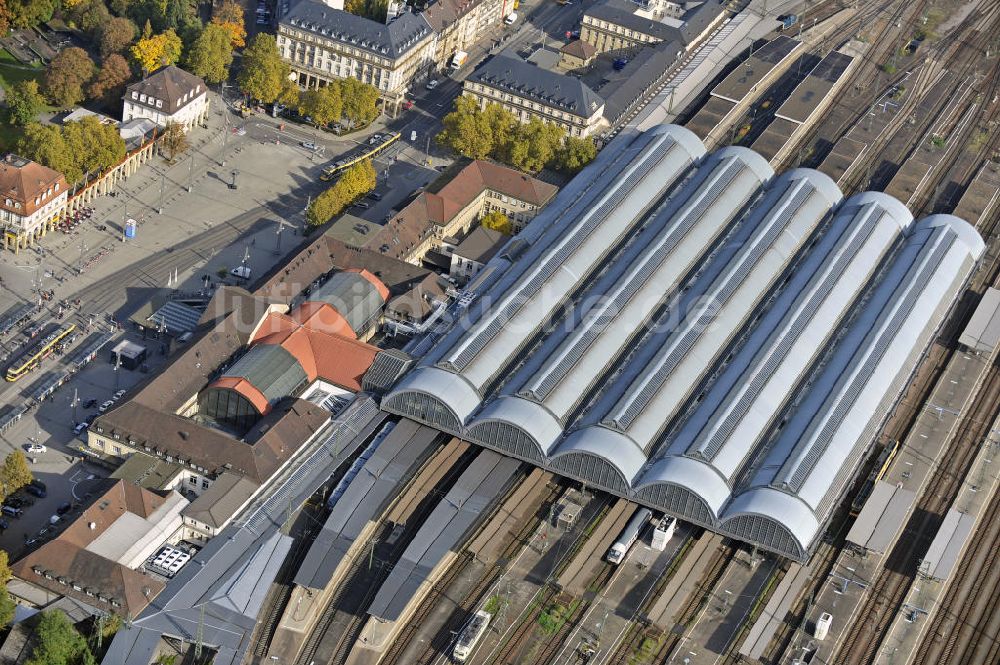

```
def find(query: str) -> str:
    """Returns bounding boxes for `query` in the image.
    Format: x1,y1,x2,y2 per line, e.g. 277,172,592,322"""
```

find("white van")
504,11,517,24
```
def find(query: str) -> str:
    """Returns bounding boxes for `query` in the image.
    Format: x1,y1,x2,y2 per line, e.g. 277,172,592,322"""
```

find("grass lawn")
0,48,53,150
0,48,45,90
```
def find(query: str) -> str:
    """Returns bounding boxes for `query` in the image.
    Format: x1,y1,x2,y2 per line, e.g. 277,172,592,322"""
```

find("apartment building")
463,53,606,137
277,0,436,115
422,0,505,71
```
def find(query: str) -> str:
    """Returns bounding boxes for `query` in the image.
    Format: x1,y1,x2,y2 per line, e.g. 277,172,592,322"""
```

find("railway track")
249,520,318,658
294,442,477,665
915,470,1000,665
381,472,560,665
835,347,1000,665
649,540,736,663
479,496,616,665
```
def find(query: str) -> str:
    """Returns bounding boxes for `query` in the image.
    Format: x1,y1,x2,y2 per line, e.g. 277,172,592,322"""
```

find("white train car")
453,609,492,662
651,515,677,551
606,507,653,564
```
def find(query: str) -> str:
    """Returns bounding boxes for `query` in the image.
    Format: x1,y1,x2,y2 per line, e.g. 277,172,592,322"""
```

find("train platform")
646,533,721,631
778,345,992,664
557,498,632,596
555,521,688,664
380,469,553,664
686,36,803,148
884,79,977,206
953,159,1000,226
677,552,779,664
877,407,1000,663
766,49,859,165
266,435,465,661
816,68,925,186
468,490,609,664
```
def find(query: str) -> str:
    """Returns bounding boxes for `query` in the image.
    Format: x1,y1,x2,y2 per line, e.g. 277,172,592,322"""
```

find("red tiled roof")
0,154,68,217
10,479,172,617
208,376,271,414
252,312,379,391
289,301,356,339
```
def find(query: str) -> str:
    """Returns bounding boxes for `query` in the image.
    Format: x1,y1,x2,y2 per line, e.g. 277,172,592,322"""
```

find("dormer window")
140,94,147,103
155,99,163,108
132,91,138,99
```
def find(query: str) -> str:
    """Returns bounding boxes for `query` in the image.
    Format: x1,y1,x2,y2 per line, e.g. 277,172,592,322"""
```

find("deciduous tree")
0,0,12,36
8,0,56,29
160,121,188,162
503,117,564,173
480,210,512,235
17,123,75,181
555,135,596,174
68,0,111,39
297,84,342,127
339,78,379,127
185,22,232,83
211,0,245,47
437,96,497,160
100,17,137,57
43,47,95,107
88,53,132,104
238,33,293,104
0,551,13,627
0,452,31,495
64,116,126,175
25,610,96,665
130,27,182,73
6,79,44,125
306,159,376,226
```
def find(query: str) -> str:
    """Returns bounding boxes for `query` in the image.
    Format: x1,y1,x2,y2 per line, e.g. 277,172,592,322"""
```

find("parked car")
402,100,414,110
0,519,9,530
82,398,97,408
73,422,89,435
99,400,115,412
301,141,318,151
113,389,126,400
29,480,46,493
57,502,72,516
1,506,22,518
425,79,440,90
25,485,46,499
25,443,46,454
352,201,370,209
368,192,383,201
3,497,23,509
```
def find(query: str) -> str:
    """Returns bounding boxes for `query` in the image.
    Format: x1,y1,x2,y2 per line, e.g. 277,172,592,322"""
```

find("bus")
5,323,77,382
607,507,652,565
453,610,491,662
320,132,401,181
850,439,900,516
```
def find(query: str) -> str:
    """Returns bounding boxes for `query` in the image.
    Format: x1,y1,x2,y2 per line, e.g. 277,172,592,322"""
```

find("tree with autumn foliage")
238,33,294,104
131,27,182,74
185,22,232,83
88,53,133,104
100,16,137,57
306,159,376,226
43,47,95,107
211,0,245,48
